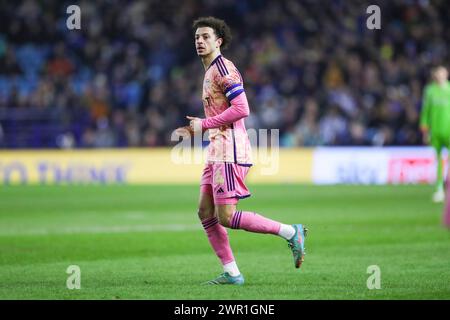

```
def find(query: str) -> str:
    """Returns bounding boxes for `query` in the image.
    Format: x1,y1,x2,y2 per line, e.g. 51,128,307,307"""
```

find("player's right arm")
420,85,431,144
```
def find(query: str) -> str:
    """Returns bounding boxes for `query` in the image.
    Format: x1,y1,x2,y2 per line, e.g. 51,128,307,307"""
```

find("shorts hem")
214,194,251,205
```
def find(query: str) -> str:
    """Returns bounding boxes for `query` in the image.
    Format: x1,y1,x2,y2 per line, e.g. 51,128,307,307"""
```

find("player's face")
195,27,221,57
434,67,448,83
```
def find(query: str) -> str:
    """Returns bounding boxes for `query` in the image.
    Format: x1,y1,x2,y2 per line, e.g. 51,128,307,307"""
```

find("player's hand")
420,127,430,144
422,133,430,145
174,126,194,138
186,116,203,133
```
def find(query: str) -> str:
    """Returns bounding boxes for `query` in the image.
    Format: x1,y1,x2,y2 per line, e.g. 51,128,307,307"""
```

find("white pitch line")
0,224,202,236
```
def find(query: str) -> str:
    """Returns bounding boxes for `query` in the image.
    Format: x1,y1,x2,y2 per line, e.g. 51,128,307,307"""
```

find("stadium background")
0,0,449,185
0,0,449,300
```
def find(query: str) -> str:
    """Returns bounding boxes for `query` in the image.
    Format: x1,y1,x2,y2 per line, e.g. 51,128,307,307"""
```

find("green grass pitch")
0,184,449,299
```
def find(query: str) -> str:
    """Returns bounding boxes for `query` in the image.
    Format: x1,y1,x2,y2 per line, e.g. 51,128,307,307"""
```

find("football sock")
278,223,296,240
223,261,241,277
201,216,235,265
230,211,282,235
436,152,444,192
444,177,450,228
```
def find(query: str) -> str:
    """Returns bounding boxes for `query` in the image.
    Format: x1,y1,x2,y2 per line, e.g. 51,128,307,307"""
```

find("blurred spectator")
295,98,322,146
319,105,348,145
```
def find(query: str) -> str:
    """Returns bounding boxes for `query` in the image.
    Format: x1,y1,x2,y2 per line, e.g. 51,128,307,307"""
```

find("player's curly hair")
192,16,232,50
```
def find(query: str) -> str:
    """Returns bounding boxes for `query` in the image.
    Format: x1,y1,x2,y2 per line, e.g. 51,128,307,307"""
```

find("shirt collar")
207,54,222,71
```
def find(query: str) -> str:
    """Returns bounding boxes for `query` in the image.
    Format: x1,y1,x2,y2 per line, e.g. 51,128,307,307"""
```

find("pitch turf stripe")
0,224,202,236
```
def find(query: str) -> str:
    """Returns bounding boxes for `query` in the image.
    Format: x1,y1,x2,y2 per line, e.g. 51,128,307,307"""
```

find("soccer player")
177,17,307,285
420,66,450,203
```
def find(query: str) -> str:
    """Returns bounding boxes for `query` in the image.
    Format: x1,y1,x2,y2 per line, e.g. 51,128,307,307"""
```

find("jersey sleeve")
218,63,245,102
201,92,250,130
420,85,431,130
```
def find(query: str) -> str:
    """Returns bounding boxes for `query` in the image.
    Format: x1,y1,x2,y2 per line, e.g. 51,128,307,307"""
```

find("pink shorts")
200,162,251,205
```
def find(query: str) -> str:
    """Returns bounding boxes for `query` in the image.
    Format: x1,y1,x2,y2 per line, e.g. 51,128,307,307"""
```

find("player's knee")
217,211,233,228
198,206,214,220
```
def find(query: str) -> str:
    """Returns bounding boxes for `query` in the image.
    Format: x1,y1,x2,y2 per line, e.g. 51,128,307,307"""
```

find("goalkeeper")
420,66,450,203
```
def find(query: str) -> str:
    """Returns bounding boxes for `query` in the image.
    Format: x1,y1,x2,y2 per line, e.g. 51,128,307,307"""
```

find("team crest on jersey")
204,78,212,90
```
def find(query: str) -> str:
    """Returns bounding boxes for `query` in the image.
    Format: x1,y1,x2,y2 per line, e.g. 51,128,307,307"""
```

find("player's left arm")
201,91,249,130
187,66,249,132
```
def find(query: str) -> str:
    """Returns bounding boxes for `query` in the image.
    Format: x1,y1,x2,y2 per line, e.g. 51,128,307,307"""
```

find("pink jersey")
201,55,252,165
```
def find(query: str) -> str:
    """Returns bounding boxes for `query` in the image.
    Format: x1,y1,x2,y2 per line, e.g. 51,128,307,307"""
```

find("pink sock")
444,183,450,228
201,216,235,265
230,211,281,235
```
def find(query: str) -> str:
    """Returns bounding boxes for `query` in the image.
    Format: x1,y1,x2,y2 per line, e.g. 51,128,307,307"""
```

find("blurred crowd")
0,0,449,148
